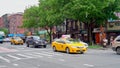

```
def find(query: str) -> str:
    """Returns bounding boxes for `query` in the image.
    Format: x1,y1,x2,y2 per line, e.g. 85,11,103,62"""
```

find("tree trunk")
87,23,93,45
46,27,53,44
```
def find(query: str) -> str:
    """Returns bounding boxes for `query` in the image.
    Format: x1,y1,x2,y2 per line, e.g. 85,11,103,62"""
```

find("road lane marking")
13,64,18,66
32,52,53,57
25,53,43,58
16,54,34,58
59,59,65,61
41,51,63,56
7,55,21,60
83,64,94,67
0,56,10,63
21,48,52,51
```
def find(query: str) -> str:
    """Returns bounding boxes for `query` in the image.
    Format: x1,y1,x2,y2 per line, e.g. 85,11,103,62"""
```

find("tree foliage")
0,28,9,35
62,0,120,25
22,6,39,28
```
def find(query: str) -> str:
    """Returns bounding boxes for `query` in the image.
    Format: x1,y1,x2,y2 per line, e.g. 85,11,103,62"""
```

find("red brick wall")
0,17,4,28
9,13,25,34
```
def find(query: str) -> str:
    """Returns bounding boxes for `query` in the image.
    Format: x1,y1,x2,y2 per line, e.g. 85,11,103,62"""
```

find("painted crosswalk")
0,51,63,63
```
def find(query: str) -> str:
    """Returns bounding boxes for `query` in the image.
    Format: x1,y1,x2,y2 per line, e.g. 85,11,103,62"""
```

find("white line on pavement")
83,64,94,67
32,52,53,57
59,59,65,61
13,64,19,66
41,51,63,56
7,54,21,60
16,54,34,58
0,56,10,63
25,53,43,58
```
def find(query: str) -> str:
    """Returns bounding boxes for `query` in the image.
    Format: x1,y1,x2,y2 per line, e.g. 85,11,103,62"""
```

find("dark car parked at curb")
26,36,47,48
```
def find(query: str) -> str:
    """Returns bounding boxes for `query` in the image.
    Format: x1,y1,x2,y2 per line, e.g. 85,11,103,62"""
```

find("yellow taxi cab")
52,38,88,54
10,37,24,45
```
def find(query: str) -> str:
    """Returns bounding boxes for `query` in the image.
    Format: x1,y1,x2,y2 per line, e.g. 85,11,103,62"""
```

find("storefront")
38,30,47,39
93,28,106,44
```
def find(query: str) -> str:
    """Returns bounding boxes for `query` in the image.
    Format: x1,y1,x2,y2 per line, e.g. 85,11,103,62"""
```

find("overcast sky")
0,0,39,16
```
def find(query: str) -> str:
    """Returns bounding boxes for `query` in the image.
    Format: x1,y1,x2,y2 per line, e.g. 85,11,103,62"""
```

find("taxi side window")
57,41,62,43
58,41,65,44
61,41,65,44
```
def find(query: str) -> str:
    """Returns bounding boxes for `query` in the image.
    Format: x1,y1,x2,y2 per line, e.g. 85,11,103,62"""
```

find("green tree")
38,0,65,43
22,6,39,30
0,28,9,35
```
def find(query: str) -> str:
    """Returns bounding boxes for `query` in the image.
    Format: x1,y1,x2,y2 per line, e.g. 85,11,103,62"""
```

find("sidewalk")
95,45,112,50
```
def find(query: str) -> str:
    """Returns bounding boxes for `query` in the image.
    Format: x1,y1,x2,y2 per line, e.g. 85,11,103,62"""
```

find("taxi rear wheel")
21,43,23,45
66,47,70,54
53,46,57,52
80,52,84,54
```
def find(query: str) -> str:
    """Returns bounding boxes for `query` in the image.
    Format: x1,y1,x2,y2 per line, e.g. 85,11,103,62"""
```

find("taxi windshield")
15,37,21,40
65,39,80,44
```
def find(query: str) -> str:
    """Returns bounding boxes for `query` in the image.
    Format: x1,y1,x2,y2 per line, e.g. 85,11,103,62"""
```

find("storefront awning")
38,30,47,35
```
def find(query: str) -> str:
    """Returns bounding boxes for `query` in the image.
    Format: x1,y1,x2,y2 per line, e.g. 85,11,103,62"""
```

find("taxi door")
59,41,66,51
11,37,14,43
54,40,62,51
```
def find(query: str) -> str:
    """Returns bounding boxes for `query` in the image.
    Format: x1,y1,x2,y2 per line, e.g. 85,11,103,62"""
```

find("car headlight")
84,43,88,47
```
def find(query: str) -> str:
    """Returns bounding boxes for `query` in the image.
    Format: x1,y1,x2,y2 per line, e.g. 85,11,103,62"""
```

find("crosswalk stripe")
0,51,64,62
16,54,33,58
25,53,43,58
0,56,10,63
42,51,63,56
6,54,21,60
32,52,53,57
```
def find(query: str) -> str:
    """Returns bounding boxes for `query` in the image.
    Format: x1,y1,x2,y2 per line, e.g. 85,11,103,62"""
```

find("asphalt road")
0,42,120,68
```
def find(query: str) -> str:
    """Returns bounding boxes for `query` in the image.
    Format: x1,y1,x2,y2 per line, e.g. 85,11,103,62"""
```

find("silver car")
112,35,120,55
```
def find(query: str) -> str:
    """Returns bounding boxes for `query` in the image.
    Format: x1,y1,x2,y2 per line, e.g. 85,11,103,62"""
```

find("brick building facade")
0,17,4,28
9,13,25,34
